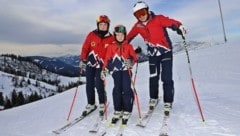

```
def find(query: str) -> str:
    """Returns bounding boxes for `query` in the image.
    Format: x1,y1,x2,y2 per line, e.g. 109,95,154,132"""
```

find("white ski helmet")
133,1,149,13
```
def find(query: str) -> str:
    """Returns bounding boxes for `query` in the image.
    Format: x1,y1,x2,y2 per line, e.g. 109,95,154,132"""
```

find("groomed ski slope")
0,41,240,136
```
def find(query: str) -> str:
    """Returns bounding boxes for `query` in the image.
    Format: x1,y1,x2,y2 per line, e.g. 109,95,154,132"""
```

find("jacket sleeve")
80,32,92,61
126,23,139,43
157,15,182,30
102,44,112,69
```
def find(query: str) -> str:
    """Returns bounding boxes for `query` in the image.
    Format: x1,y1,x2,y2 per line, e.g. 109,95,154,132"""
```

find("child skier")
101,24,138,125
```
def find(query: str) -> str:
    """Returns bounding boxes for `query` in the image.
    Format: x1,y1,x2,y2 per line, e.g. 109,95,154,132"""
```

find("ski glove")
79,60,87,72
177,25,187,37
124,59,133,69
135,46,142,54
101,68,108,80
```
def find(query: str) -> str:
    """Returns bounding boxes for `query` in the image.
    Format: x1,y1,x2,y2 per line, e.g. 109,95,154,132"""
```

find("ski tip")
136,123,145,128
52,131,60,135
89,130,97,133
159,134,168,136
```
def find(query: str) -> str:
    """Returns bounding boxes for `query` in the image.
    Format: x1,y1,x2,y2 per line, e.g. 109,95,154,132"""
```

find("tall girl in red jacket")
101,24,138,125
80,15,114,117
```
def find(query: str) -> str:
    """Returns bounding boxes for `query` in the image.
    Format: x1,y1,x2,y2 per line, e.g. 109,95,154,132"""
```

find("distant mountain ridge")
27,56,80,77
28,53,149,77
26,40,209,77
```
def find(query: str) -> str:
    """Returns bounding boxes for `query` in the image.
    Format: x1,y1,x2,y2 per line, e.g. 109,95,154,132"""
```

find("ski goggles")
96,15,110,23
134,8,148,18
114,25,126,33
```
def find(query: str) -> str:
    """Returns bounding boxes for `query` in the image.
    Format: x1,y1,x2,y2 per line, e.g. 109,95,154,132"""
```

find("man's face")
98,22,108,31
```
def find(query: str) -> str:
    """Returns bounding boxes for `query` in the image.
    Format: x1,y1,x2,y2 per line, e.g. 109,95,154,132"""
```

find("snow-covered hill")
0,41,239,136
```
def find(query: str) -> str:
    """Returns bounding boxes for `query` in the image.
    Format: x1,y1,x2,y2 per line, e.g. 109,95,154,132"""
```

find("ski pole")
133,60,139,84
103,78,108,120
66,67,83,121
182,35,205,123
127,68,142,120
66,86,78,121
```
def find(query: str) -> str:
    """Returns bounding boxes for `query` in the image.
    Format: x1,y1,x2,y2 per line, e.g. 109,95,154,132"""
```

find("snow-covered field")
0,41,239,136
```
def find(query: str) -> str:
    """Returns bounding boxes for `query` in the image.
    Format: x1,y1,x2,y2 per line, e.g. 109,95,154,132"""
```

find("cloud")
0,41,80,57
0,0,87,44
0,0,239,56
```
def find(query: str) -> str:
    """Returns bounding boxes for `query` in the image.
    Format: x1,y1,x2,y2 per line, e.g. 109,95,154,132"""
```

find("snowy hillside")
0,41,239,136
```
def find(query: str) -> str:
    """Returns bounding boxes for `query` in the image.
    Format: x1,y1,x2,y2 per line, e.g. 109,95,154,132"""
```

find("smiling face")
134,8,149,22
137,13,148,22
98,22,109,31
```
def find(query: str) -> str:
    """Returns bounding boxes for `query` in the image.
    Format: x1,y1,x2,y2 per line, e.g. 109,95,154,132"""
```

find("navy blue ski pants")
112,70,134,112
85,66,106,105
148,51,174,103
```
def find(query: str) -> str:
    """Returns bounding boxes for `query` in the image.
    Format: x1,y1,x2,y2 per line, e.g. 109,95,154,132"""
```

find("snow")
0,41,240,136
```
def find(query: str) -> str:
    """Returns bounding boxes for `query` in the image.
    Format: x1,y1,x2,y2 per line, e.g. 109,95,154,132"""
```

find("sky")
0,41,240,135
0,0,239,57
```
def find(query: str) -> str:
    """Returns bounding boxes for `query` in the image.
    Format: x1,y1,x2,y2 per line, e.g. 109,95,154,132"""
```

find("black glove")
135,46,142,54
177,25,187,37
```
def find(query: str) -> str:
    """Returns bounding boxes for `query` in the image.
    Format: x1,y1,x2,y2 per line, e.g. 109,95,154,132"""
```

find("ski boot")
111,111,122,124
122,111,131,126
163,102,172,116
99,103,105,116
149,98,158,110
81,104,96,116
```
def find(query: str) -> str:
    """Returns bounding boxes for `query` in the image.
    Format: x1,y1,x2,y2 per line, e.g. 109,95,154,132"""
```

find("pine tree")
0,92,4,106
4,96,12,109
18,92,25,105
11,89,18,106
27,79,31,85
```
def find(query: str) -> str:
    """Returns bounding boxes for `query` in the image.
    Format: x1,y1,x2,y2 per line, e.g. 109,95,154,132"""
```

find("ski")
89,116,103,133
159,115,169,136
89,102,110,133
98,117,122,136
136,99,160,127
98,127,107,136
115,124,126,136
136,109,154,127
52,106,97,135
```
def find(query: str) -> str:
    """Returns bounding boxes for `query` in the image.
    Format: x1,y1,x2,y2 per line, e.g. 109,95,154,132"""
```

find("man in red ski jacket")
127,1,186,116
80,15,114,117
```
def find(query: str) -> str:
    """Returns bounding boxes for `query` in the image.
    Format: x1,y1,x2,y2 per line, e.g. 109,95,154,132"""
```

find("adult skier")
127,1,187,115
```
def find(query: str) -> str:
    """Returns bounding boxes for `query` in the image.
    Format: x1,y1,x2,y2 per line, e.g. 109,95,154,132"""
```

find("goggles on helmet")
96,15,110,23
134,8,148,18
114,25,126,33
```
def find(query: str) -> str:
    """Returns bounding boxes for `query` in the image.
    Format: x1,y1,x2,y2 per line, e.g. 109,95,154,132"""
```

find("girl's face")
98,22,108,31
115,32,125,43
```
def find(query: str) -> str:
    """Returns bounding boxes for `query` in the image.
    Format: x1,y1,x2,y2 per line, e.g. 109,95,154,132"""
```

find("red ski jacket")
80,30,114,68
103,41,138,71
127,12,182,50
